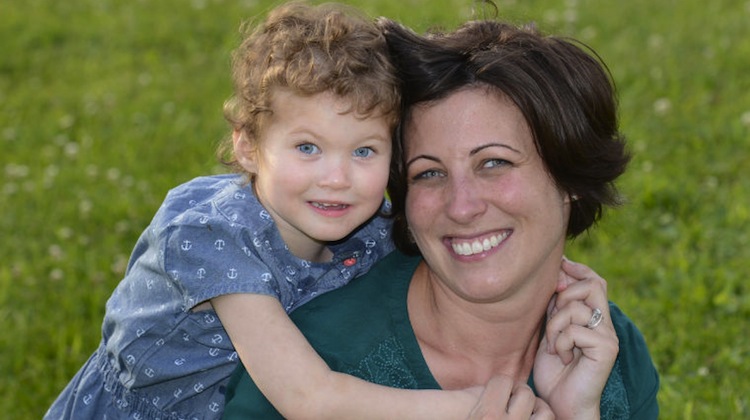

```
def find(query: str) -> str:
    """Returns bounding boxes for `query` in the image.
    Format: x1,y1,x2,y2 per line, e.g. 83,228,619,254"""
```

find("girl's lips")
449,230,511,256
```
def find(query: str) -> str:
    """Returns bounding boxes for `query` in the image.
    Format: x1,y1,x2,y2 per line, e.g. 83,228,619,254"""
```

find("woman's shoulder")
607,302,656,368
605,302,660,419
294,251,418,315
290,251,420,343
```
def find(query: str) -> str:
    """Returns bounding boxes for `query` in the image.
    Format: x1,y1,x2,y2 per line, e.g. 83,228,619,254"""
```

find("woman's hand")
532,258,619,420
468,376,554,420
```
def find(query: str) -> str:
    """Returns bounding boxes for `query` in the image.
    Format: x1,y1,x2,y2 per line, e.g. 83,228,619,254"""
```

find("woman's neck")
408,261,555,389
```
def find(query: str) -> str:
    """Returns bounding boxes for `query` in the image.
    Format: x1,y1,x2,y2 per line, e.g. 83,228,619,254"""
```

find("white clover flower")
653,98,672,115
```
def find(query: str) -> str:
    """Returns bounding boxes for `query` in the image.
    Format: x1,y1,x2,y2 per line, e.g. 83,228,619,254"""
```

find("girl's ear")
233,130,259,174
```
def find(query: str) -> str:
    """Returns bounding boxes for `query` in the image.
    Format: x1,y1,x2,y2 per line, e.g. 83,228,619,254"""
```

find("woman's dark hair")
379,18,630,255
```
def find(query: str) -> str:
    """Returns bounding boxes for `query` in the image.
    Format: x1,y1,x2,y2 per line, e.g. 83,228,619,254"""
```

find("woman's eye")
412,169,443,181
482,158,510,169
296,143,320,155
353,147,375,158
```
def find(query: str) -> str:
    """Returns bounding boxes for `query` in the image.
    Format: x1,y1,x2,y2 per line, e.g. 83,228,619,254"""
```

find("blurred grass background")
2,0,748,418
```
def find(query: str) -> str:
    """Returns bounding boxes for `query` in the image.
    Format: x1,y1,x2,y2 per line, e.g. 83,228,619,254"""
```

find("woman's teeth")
451,232,510,256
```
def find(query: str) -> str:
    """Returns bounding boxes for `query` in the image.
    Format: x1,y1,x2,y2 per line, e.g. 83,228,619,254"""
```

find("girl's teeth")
313,202,346,209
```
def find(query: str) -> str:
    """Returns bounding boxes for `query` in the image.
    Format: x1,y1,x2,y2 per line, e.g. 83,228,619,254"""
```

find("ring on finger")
586,308,603,329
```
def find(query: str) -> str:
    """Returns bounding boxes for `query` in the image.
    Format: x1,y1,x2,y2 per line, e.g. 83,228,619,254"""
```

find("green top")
223,251,659,419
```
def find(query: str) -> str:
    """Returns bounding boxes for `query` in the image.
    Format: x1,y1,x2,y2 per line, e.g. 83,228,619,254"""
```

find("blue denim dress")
45,174,394,420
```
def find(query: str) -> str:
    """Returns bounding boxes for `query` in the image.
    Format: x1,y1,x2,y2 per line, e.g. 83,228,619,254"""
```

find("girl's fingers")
531,397,555,420
506,382,537,415
469,376,541,419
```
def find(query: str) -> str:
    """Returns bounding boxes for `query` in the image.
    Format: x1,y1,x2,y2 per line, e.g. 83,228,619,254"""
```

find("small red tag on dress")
343,258,357,267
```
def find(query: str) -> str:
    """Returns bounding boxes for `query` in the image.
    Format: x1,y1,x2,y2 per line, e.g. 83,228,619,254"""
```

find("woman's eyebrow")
469,142,521,156
406,142,522,168
405,154,440,169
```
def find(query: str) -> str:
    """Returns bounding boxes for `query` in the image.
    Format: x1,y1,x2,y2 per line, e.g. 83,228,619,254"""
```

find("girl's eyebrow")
406,142,521,169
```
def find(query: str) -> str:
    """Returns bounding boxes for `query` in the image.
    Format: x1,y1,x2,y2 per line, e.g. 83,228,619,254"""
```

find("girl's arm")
212,293,482,419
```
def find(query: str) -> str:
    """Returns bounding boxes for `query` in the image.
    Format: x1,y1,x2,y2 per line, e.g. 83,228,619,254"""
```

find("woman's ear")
233,130,258,174
563,193,580,204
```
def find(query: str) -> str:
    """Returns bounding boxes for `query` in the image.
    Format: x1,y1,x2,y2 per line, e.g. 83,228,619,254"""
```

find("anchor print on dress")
209,401,221,413
365,238,376,255
379,228,389,239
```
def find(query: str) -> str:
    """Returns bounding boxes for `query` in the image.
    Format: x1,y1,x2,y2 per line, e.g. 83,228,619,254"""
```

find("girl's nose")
318,159,352,190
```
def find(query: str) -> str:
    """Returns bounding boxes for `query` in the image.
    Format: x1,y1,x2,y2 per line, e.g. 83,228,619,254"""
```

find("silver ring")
586,308,603,329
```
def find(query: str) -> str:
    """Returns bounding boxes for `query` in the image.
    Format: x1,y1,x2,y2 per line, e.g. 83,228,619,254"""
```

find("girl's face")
404,88,572,303
235,89,391,262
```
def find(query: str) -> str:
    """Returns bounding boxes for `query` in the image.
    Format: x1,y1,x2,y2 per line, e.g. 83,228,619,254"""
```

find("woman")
223,17,659,419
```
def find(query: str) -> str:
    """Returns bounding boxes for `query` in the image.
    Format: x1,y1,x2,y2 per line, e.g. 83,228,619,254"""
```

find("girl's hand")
468,376,554,420
532,258,619,420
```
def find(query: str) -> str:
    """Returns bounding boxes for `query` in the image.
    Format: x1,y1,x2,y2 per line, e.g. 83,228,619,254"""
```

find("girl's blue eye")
297,143,320,155
353,147,374,158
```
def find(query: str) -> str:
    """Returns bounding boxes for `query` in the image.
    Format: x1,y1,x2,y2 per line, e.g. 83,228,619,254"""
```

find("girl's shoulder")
150,174,268,232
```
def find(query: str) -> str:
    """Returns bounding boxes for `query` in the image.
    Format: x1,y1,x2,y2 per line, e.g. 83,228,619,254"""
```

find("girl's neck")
294,245,334,263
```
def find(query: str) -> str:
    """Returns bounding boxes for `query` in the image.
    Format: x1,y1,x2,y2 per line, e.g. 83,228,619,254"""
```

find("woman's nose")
445,176,487,223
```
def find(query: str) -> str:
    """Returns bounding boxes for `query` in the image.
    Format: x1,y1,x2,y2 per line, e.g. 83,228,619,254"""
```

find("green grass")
2,0,748,418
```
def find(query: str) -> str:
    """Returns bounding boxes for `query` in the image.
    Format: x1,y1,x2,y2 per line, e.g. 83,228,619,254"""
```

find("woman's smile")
448,230,512,257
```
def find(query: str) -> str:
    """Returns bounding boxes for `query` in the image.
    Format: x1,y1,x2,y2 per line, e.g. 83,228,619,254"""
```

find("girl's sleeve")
162,215,282,310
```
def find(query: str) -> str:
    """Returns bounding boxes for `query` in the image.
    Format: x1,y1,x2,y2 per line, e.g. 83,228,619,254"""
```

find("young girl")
45,2,486,419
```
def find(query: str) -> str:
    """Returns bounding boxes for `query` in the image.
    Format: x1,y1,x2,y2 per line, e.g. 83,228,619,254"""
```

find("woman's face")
404,88,572,303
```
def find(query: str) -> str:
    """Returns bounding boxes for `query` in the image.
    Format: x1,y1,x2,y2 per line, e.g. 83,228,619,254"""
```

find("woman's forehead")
404,88,532,155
